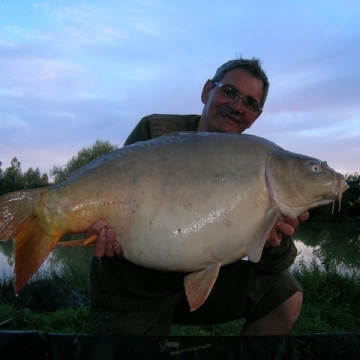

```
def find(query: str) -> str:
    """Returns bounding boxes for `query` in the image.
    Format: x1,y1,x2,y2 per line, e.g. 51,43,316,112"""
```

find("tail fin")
0,189,62,293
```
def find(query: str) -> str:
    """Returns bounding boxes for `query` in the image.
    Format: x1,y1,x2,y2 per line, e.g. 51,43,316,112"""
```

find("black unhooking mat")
0,331,359,359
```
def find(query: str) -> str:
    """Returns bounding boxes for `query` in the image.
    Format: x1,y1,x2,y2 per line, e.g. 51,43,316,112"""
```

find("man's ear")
201,79,213,104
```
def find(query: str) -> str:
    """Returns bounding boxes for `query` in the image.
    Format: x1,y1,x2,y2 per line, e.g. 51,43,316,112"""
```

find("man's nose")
230,96,246,112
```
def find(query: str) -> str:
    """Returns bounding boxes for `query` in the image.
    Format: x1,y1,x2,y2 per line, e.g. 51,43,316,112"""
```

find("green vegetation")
291,255,360,334
0,302,90,334
0,269,91,334
0,157,49,195
49,139,117,184
0,252,359,335
0,139,117,195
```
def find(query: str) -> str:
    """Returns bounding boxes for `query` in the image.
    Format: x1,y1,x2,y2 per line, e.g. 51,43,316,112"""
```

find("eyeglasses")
212,80,262,112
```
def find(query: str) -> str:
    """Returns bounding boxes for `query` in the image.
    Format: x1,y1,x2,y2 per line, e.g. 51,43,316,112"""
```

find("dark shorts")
89,257,302,336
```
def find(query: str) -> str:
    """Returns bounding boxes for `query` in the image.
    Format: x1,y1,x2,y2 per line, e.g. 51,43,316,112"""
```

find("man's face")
199,68,264,134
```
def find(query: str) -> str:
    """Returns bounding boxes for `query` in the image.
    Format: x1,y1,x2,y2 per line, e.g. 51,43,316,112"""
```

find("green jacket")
124,114,200,145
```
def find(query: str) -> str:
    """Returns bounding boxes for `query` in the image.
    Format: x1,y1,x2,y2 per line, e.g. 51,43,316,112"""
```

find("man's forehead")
220,68,264,98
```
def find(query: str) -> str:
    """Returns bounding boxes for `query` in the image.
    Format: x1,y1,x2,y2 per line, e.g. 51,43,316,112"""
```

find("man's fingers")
92,226,123,259
104,228,117,257
93,228,107,258
266,211,310,249
112,241,124,258
86,220,108,237
266,227,282,247
275,219,295,237
298,211,310,222
266,218,294,248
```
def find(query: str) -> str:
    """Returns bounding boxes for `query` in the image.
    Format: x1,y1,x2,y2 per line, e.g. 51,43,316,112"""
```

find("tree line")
1,139,359,221
0,140,117,195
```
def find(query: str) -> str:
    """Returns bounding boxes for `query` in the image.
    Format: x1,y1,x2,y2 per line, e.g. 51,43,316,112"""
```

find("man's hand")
266,211,309,248
86,220,123,258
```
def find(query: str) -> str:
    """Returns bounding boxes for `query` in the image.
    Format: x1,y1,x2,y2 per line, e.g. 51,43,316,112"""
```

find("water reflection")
0,223,359,281
0,238,93,279
293,222,360,270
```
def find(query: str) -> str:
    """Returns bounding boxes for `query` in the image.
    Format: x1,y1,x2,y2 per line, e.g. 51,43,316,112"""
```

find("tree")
0,159,49,195
344,173,360,218
50,139,118,184
1,157,25,195
23,167,49,189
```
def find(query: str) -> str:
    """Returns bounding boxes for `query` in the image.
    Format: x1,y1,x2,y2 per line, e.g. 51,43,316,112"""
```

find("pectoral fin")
247,208,279,263
184,263,221,311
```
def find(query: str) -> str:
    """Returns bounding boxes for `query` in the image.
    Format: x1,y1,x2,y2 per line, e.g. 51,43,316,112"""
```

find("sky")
0,0,359,179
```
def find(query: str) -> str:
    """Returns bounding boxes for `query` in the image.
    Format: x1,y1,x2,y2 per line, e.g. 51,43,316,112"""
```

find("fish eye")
310,162,320,172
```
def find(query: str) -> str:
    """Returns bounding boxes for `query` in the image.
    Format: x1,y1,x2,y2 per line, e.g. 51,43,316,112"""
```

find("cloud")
0,0,359,177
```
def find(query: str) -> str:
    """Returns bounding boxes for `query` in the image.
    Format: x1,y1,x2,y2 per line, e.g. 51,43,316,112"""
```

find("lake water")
0,222,359,281
293,222,360,272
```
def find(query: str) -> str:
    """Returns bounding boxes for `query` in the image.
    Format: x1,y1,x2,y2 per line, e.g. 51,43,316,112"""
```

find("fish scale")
0,132,349,311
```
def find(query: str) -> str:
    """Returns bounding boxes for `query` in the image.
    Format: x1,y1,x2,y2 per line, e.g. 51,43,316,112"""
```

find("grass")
0,304,90,334
0,254,359,335
290,254,360,334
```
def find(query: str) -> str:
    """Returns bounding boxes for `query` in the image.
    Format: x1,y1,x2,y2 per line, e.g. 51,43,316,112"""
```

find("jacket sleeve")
124,116,153,146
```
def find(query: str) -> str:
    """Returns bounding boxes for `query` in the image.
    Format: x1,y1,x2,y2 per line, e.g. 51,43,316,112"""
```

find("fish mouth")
324,177,349,212
325,178,349,200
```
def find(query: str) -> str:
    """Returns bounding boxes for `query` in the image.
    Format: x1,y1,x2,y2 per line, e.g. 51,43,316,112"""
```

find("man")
88,58,308,336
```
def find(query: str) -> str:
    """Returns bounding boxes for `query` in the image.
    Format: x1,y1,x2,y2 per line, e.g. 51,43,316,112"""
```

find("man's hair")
212,58,269,107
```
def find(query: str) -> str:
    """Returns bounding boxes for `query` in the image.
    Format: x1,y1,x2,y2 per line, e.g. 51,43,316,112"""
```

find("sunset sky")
1,0,359,177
